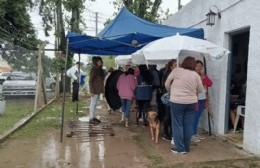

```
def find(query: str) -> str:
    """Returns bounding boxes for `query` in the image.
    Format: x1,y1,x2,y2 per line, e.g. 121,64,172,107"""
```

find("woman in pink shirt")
165,56,204,155
117,68,137,127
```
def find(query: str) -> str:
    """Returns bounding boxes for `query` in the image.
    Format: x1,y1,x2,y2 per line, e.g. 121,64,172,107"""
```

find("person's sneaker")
89,119,99,124
195,134,205,140
92,118,101,123
125,118,129,127
162,135,171,141
120,114,125,122
171,148,186,155
138,118,143,122
191,135,201,142
171,139,175,145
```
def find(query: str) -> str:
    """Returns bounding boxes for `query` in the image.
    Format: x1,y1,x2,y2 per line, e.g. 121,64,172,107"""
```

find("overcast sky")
31,0,191,60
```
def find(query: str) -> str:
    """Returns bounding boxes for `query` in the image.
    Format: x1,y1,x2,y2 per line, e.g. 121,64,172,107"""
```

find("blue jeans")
121,99,131,119
193,99,206,135
89,94,100,119
170,102,196,152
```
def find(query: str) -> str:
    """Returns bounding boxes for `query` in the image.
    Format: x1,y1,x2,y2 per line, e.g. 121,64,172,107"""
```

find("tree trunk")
151,0,162,21
56,0,71,92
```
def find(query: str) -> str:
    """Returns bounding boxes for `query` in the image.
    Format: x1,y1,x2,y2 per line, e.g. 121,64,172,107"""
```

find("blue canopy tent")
67,7,204,55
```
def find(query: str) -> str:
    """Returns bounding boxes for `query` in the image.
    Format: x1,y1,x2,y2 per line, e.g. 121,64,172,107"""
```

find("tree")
0,40,55,76
37,0,95,92
0,0,42,74
111,0,169,23
0,0,38,50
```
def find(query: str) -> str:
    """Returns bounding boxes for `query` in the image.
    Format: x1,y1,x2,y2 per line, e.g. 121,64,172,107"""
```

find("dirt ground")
0,101,259,168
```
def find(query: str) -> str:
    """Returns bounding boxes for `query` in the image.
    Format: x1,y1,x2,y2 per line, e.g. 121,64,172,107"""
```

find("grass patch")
131,134,142,142
145,148,167,168
0,99,34,135
11,98,88,138
147,154,164,165
128,125,138,132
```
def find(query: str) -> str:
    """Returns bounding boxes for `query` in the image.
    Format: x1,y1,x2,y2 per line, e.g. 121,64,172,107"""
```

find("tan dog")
147,111,160,143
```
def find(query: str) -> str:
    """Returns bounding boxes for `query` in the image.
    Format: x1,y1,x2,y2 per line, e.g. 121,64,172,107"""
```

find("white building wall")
164,0,260,155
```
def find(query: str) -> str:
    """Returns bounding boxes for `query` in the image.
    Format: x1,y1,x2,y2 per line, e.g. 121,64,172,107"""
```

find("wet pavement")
0,111,150,168
66,116,115,140
0,101,255,168
0,127,149,168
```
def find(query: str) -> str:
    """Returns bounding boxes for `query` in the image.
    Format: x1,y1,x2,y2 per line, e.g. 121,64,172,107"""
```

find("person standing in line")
89,56,105,124
165,56,204,155
104,67,124,113
104,67,115,90
104,67,115,113
117,68,137,127
135,65,153,126
148,65,160,116
192,60,213,142
161,59,177,141
66,62,84,102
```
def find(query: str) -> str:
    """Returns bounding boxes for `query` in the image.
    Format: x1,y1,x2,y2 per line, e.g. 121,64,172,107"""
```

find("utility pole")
178,0,182,11
95,12,98,35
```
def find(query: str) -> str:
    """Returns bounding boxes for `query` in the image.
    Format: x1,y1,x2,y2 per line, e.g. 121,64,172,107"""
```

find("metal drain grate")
67,119,114,141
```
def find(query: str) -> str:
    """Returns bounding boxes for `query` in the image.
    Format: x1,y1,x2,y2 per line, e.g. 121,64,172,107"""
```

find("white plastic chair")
233,105,245,132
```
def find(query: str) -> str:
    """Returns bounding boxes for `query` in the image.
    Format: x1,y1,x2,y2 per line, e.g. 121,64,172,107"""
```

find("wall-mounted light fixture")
206,5,221,26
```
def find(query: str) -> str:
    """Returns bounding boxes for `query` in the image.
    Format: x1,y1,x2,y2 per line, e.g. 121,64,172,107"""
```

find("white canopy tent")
115,55,132,65
131,34,230,65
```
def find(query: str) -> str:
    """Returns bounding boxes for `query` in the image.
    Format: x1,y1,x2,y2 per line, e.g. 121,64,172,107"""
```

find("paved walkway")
107,111,252,166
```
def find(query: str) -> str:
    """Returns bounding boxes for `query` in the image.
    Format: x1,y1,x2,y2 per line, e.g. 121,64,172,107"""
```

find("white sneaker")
191,135,201,142
125,118,129,127
196,134,205,140
138,118,144,122
171,139,175,145
120,114,125,122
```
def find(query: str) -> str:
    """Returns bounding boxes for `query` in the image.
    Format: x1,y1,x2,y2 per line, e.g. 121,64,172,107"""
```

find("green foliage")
111,0,168,23
0,0,38,50
42,55,57,75
0,41,56,74
63,0,85,12
37,0,88,35
53,56,65,72
102,56,115,70
0,0,7,18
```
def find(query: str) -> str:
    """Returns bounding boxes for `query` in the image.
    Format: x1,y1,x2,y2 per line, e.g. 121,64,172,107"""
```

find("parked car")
0,72,10,85
45,76,56,91
2,72,36,97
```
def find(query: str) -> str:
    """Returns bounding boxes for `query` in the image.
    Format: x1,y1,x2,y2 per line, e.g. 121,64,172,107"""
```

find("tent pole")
203,55,212,136
60,39,69,143
75,53,81,115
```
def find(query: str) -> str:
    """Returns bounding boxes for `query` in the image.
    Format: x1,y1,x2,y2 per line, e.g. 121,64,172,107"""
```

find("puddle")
0,121,149,168
78,117,89,122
